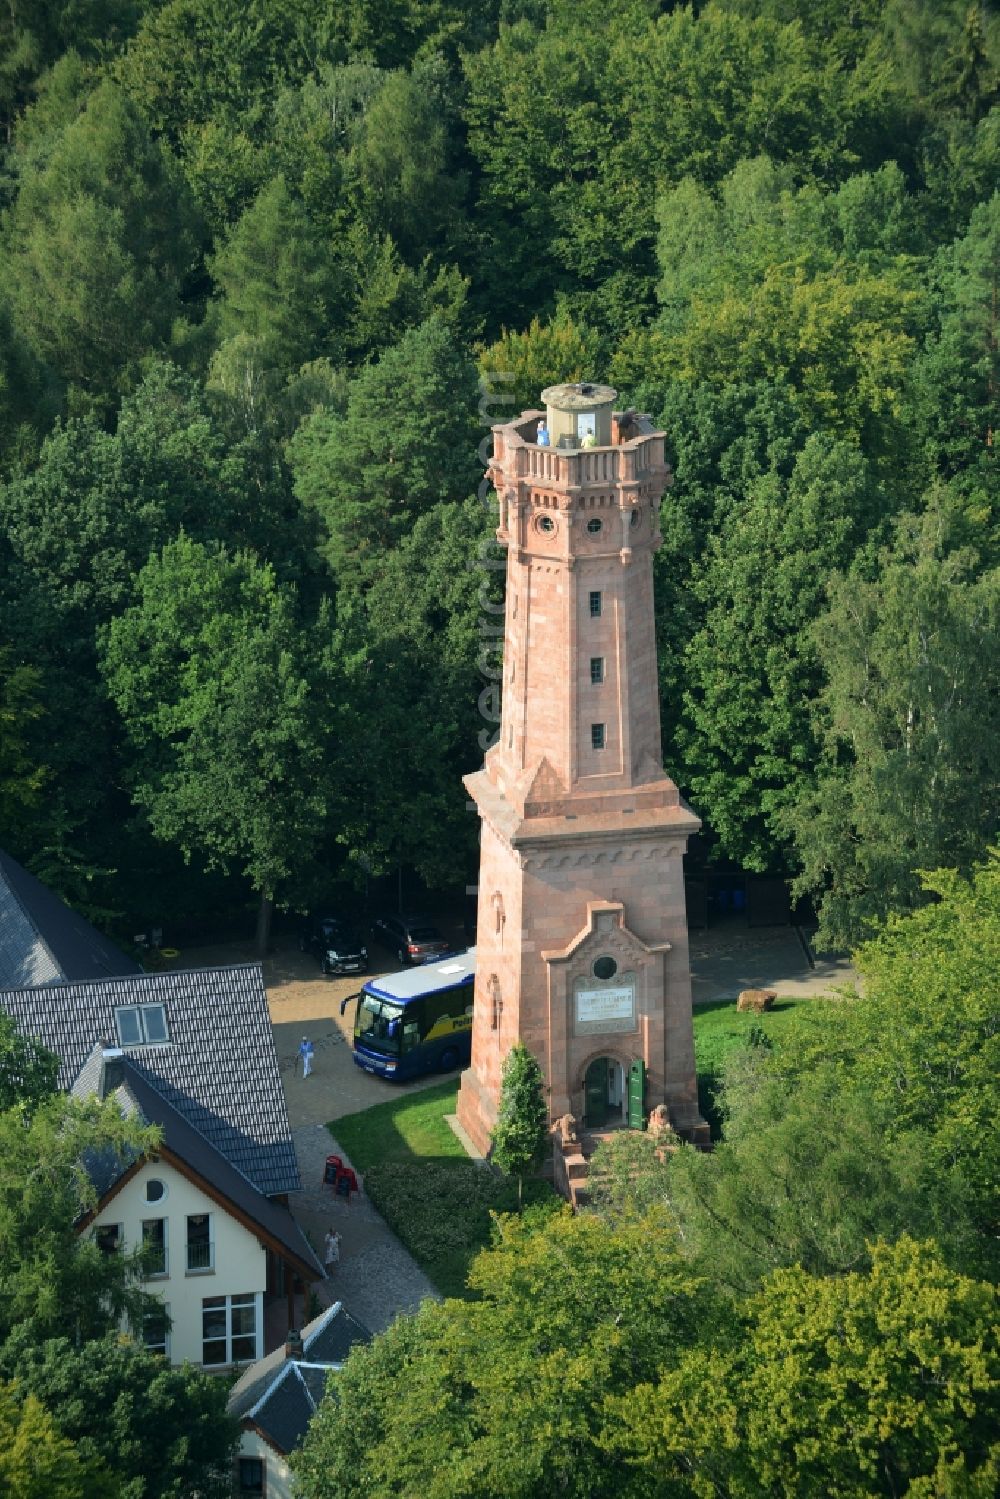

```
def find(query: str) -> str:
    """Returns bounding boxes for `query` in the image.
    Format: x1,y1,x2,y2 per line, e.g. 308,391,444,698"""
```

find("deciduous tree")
0,1094,158,1347
605,1238,1000,1498
293,1206,711,1499
785,497,1000,945
100,535,335,953
0,1331,240,1499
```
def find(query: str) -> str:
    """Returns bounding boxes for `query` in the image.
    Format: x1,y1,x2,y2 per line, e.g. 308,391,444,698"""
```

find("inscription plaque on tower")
574,981,636,1035
455,381,709,1158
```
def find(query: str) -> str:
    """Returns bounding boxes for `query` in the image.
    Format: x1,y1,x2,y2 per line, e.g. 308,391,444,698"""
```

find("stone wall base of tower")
456,1067,498,1159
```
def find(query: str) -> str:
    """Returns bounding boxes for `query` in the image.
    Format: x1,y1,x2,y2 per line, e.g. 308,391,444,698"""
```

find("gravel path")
290,1122,440,1335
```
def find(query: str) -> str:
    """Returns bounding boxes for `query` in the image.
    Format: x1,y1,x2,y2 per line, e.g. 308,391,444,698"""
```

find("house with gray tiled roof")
0,865,325,1368
228,1303,370,1497
2,964,300,1195
68,1047,324,1369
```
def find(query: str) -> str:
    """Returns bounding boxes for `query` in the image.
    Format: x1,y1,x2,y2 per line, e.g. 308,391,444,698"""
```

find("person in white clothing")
298,1036,314,1077
324,1228,341,1271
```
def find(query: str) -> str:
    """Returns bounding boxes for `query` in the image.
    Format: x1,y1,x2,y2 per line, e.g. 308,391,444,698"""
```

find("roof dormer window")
116,1003,169,1047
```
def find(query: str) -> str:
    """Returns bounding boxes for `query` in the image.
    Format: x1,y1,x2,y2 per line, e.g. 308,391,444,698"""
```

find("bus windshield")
355,994,405,1055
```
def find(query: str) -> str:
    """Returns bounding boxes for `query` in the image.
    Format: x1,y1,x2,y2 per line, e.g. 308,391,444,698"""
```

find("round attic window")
592,956,618,981
536,514,556,534
586,517,603,535
145,1178,167,1204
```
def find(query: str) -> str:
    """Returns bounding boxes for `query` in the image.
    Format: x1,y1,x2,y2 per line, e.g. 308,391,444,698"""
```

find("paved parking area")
689,921,857,1005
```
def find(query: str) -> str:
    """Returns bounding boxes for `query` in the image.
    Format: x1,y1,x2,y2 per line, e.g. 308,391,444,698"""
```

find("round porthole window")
630,507,641,528
586,517,603,535
592,956,618,981
145,1178,167,1204
537,514,555,534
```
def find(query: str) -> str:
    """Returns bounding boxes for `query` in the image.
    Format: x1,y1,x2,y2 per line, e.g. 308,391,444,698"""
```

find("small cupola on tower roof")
541,381,617,449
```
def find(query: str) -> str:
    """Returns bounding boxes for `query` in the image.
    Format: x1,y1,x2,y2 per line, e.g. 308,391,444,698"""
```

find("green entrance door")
584,1057,609,1128
627,1057,646,1130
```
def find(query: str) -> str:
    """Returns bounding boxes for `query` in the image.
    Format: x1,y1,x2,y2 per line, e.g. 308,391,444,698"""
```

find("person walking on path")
324,1228,341,1273
298,1036,314,1078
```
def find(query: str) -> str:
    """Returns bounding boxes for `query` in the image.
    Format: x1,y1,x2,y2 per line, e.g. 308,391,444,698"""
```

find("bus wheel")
439,1048,458,1073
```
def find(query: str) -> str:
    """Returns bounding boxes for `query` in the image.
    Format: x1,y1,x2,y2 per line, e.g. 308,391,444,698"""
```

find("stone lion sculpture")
554,1112,578,1148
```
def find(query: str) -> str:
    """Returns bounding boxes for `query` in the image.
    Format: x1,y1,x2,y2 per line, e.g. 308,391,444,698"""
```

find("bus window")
355,995,404,1053
422,988,467,1039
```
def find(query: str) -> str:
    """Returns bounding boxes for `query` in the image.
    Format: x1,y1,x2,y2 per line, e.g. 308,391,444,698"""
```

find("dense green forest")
0,0,997,948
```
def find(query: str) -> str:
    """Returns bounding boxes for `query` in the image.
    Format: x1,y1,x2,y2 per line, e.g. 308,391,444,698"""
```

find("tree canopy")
0,0,994,944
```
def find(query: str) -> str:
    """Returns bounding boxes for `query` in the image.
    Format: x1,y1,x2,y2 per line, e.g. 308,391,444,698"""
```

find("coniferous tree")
490,1043,548,1209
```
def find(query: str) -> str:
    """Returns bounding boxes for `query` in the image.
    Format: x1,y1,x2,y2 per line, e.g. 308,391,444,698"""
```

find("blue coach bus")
340,949,476,1081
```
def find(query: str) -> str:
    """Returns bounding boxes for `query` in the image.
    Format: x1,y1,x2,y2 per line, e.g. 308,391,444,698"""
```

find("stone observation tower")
456,382,708,1156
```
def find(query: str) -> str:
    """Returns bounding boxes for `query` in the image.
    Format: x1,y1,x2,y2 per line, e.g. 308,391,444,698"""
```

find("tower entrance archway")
582,1056,626,1129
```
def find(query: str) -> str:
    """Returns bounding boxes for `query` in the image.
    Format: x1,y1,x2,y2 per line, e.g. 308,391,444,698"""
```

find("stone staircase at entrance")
552,1117,711,1209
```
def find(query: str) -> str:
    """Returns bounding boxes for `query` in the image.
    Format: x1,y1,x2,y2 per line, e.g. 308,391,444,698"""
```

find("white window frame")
142,1300,170,1358
185,1212,215,1274
142,1216,168,1278
115,1003,170,1047
202,1292,260,1367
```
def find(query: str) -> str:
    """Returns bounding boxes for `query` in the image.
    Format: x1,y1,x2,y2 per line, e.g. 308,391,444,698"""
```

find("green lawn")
692,996,816,1135
332,1080,469,1169
329,1081,555,1299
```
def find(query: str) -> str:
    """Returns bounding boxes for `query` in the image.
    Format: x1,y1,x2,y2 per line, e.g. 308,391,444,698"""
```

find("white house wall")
239,1430,295,1499
90,1158,267,1367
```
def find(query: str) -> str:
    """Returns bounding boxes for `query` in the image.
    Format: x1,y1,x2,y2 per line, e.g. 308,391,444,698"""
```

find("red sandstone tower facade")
456,383,707,1155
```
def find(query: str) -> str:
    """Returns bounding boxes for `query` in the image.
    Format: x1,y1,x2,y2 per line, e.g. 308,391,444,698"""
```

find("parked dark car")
299,915,368,976
370,912,449,966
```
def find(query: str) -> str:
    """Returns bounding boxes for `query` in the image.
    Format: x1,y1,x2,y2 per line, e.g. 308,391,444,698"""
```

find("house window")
586,517,603,535
589,591,602,617
142,1302,169,1357
95,1224,122,1255
590,657,604,685
591,724,606,750
231,1295,258,1362
186,1214,214,1273
115,1004,169,1047
238,1458,265,1496
203,1293,258,1366
145,1178,167,1204
142,1218,168,1277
